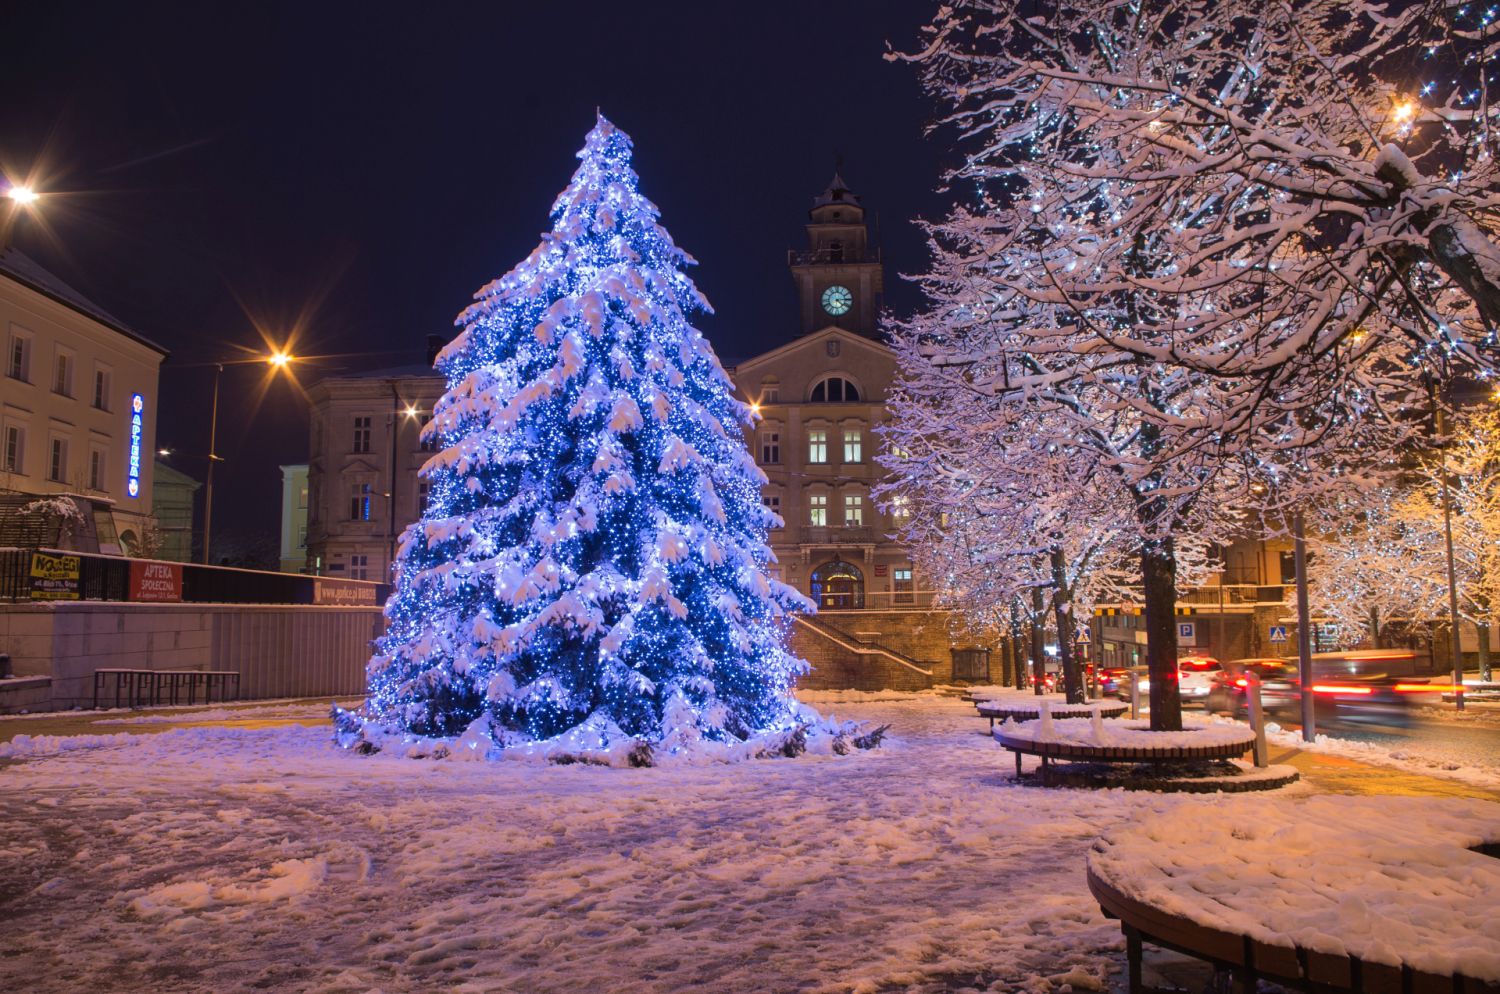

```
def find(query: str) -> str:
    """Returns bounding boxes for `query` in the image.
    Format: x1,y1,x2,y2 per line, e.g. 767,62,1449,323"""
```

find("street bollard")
1130,675,1141,721
1245,671,1268,768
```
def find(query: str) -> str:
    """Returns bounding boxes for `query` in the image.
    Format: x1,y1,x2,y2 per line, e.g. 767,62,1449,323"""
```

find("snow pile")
998,715,1256,749
1089,794,1500,982
339,703,887,767
0,696,1137,994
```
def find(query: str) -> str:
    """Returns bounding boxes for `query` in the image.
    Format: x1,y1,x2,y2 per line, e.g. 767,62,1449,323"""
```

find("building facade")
0,248,168,554
303,366,443,580
150,459,201,563
278,463,309,573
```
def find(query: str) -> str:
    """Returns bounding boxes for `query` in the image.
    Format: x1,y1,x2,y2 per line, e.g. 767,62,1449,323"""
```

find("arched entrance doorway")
810,559,864,610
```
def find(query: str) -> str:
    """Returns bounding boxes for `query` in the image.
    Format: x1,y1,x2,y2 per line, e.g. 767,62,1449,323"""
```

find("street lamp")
6,185,39,206
201,350,297,564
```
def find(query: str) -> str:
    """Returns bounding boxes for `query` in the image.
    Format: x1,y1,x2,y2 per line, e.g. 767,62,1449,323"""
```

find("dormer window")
809,375,860,403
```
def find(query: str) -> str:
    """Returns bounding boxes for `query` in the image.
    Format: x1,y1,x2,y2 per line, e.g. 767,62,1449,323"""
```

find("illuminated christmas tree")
338,115,824,762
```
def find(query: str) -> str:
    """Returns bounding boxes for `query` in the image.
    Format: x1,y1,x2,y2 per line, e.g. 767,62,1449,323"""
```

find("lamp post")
386,385,422,574
200,350,295,564
2,182,41,251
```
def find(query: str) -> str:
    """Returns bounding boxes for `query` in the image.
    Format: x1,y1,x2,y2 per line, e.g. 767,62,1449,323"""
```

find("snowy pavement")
0,693,1494,994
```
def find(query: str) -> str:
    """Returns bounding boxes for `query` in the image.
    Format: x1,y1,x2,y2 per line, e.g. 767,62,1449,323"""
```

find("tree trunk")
1010,599,1027,689
1141,535,1183,731
1478,620,1493,683
1051,547,1084,704
1369,607,1381,649
1031,586,1046,696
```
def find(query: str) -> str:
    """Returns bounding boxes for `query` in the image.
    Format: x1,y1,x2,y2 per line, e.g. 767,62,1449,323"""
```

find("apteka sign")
129,560,182,602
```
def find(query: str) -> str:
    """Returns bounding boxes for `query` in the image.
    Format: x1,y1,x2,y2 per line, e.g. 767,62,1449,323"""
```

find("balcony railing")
797,526,874,545
787,247,882,266
1094,583,1288,609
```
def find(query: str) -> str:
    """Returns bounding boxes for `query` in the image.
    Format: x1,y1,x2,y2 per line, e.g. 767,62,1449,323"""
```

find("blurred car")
1205,658,1296,716
1097,667,1131,697
1249,650,1456,723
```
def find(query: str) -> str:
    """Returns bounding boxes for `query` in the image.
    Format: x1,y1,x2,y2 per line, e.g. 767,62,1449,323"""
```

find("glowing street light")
202,347,297,563
6,185,39,206
403,403,420,419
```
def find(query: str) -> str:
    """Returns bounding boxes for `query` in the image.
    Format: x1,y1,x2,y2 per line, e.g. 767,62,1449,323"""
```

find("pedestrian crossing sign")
1075,628,1091,644
1269,625,1289,643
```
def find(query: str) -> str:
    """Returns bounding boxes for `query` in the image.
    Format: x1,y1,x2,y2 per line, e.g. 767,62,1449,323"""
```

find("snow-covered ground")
0,692,1491,994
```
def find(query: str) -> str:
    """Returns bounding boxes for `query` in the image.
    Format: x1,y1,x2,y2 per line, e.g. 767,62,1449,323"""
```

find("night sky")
2,2,949,558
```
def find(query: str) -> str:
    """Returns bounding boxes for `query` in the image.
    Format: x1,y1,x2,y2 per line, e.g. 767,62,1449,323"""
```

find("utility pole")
1293,512,1316,742
1434,395,1467,710
201,363,224,564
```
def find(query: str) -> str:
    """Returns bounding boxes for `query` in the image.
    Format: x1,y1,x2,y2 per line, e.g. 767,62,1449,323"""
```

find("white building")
0,247,169,553
279,463,309,573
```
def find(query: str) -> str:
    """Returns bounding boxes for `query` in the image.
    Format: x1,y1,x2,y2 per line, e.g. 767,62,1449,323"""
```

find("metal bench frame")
92,669,241,710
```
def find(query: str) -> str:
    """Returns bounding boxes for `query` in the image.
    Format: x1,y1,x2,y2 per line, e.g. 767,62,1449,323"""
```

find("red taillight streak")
1233,677,1249,688
1394,683,1463,693
1310,684,1375,695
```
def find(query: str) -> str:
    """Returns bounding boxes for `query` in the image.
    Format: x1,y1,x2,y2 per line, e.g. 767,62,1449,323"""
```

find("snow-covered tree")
898,0,1500,387
1310,402,1500,679
337,116,823,761
892,0,1432,729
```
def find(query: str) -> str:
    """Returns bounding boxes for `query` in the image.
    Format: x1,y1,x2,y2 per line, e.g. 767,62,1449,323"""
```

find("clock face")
821,285,853,316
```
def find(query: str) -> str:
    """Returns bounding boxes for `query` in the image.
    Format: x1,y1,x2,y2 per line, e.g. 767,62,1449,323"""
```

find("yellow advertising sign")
29,552,81,600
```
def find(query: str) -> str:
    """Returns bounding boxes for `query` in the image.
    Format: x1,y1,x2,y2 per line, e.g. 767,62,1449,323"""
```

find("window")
350,554,369,581
891,495,911,521
760,379,780,404
349,483,373,521
827,240,844,263
844,494,864,527
762,494,782,528
297,526,307,549
89,449,105,490
353,416,372,453
298,483,309,509
760,432,780,465
2,424,23,473
92,368,111,410
809,493,828,527
419,414,439,452
53,350,73,397
807,429,828,464
809,375,860,403
417,480,431,511
7,332,30,381
48,437,69,483
894,567,915,605
842,429,862,463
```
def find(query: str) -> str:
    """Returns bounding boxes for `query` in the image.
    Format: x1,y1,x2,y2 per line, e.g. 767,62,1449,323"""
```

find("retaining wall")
0,602,384,712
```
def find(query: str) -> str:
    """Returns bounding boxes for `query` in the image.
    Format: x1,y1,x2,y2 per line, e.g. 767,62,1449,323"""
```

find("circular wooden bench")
1087,798,1500,993
975,700,1128,729
995,723,1256,785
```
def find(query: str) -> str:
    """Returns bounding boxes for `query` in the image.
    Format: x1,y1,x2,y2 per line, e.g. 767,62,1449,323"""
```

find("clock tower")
788,171,884,337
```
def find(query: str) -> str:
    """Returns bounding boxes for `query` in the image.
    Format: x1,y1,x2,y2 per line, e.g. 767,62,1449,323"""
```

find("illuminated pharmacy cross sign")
1268,625,1288,644
127,393,144,498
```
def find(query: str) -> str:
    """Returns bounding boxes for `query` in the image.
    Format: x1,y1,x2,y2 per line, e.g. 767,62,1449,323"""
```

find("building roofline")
0,248,170,358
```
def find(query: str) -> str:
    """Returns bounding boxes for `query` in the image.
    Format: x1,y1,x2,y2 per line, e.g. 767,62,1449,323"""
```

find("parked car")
1117,656,1222,706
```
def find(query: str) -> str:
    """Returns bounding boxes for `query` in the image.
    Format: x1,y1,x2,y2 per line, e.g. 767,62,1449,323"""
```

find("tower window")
828,240,844,262
809,376,860,403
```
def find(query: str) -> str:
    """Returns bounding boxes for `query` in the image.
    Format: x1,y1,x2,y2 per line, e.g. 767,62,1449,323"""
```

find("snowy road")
0,694,1485,994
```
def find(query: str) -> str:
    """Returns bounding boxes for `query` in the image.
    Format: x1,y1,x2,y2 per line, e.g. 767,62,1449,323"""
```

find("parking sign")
1177,621,1197,646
